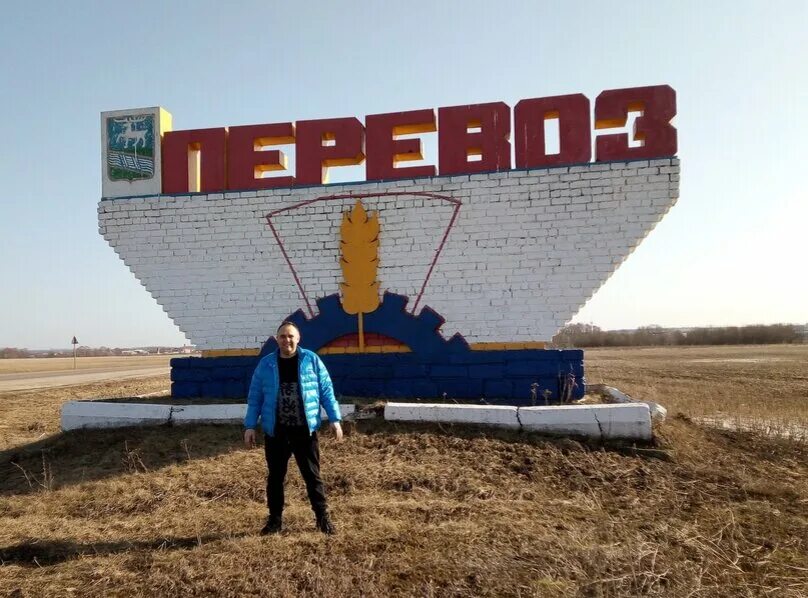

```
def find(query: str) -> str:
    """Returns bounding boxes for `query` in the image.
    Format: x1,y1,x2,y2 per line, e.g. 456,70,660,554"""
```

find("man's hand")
244,428,256,448
330,422,344,442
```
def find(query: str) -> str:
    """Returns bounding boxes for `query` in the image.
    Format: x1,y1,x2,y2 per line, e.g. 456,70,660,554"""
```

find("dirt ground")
0,346,806,597
0,356,173,375
0,356,172,394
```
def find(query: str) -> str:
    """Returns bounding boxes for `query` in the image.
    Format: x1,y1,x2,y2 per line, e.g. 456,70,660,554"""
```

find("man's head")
276,321,301,358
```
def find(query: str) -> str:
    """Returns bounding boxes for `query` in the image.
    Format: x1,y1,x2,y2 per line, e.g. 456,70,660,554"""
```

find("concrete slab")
326,404,356,421
61,402,356,430
62,400,649,440
383,402,652,440
519,403,652,440
384,403,520,427
170,404,247,424
587,384,667,421
61,401,172,431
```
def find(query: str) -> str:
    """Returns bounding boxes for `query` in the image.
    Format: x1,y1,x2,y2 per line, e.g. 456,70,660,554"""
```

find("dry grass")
0,376,169,452
0,346,807,597
585,344,808,441
0,356,173,375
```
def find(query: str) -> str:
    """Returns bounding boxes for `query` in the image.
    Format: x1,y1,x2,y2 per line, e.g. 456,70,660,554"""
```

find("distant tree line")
552,323,805,348
0,347,188,358
0,348,33,359
1,347,122,358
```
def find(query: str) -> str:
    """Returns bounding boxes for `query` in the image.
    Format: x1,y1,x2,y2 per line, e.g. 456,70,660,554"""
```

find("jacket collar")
269,347,311,360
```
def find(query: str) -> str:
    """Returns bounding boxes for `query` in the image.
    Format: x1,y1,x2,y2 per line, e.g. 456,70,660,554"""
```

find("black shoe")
260,515,282,535
315,512,336,535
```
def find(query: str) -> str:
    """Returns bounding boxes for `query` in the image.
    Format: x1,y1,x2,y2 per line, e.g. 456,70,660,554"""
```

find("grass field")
585,344,808,439
0,346,806,596
0,355,174,375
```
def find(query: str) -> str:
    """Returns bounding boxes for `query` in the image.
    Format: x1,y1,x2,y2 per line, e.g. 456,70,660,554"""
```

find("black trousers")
264,426,327,517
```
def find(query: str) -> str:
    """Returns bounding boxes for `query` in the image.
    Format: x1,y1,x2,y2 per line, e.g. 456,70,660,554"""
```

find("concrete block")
322,404,356,421
588,384,667,421
171,404,246,424
519,404,652,440
61,401,355,430
384,403,520,428
61,401,171,431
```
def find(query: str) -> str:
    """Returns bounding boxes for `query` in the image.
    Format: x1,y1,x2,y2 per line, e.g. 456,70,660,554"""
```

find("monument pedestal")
170,348,585,404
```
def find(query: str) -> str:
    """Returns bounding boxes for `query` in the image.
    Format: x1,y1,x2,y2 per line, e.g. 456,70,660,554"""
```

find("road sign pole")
71,336,78,370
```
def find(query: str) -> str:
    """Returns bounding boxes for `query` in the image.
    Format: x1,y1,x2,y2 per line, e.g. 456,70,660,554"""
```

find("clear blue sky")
1,1,806,348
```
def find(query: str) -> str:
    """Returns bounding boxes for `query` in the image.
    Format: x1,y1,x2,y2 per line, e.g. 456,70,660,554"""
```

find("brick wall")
99,158,679,350
171,349,584,404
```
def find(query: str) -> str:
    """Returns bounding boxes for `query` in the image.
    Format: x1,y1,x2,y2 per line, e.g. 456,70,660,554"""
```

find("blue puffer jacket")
244,348,341,436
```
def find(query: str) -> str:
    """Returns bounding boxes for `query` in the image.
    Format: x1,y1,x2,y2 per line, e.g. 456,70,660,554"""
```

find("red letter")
514,94,591,168
594,85,677,161
227,123,295,190
295,117,365,185
366,109,436,180
438,102,511,176
162,128,227,193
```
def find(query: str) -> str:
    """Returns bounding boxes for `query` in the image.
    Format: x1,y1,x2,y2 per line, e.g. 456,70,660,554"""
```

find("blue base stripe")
171,349,585,404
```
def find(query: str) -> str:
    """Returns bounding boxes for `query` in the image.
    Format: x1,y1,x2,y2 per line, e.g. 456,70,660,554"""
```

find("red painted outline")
266,218,315,317
265,191,461,317
411,201,460,313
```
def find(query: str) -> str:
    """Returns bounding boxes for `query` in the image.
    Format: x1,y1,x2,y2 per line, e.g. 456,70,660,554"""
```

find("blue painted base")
171,349,585,405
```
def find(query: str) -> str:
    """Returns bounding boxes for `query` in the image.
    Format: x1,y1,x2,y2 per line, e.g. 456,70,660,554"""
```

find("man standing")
243,321,343,535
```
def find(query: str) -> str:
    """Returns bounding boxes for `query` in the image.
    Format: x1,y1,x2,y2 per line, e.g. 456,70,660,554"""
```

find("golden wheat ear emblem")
340,200,380,351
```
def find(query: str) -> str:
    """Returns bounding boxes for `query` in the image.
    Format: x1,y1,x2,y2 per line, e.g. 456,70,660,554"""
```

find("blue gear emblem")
260,292,470,358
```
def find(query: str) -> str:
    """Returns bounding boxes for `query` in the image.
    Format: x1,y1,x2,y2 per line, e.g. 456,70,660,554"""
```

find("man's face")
277,325,300,358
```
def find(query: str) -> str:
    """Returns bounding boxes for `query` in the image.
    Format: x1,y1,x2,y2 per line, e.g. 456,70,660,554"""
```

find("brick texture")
99,159,679,350
170,349,584,404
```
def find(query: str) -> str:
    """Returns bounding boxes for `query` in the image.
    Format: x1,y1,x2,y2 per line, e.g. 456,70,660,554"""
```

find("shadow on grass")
0,418,670,498
0,533,249,567
0,424,245,497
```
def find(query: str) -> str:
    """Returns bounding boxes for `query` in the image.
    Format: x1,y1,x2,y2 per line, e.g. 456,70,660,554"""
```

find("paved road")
0,366,170,393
